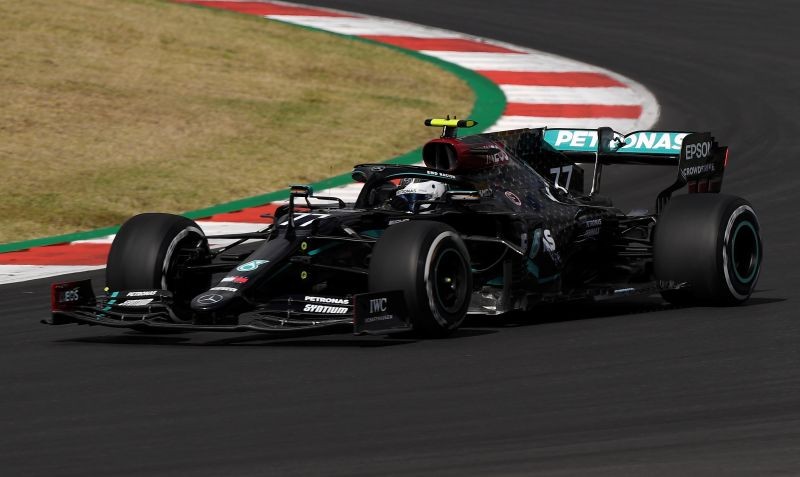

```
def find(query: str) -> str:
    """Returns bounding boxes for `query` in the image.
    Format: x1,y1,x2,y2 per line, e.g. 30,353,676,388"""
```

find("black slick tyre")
654,194,762,305
106,213,210,310
369,221,472,337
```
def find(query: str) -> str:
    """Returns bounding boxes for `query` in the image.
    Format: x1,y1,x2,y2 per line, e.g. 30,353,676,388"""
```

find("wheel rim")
432,248,469,315
731,220,759,284
163,229,209,305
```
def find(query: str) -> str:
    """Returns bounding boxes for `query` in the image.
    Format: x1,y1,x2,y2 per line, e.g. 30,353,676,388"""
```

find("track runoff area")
0,0,657,285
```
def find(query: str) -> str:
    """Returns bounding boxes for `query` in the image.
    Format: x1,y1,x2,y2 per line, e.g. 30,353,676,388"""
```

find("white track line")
487,116,641,133
72,221,270,248
0,265,105,285
266,15,469,38
419,51,600,72
501,85,643,106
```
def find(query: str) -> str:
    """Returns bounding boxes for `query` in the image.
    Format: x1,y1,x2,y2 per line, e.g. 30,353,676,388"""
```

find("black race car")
49,119,762,337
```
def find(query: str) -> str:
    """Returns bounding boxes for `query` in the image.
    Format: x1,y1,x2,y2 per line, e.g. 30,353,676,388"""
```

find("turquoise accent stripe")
526,259,540,278
359,230,383,239
307,243,338,256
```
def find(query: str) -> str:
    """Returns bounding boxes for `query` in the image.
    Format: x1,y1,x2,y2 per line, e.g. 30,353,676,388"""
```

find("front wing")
47,280,411,335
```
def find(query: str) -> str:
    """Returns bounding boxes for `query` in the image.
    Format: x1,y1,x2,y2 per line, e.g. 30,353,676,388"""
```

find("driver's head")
394,179,447,211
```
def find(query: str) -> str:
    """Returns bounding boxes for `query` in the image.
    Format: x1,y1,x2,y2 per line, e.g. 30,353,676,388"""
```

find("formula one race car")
48,118,763,337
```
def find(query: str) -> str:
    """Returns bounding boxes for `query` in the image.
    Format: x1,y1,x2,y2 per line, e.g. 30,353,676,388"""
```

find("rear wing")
542,128,729,212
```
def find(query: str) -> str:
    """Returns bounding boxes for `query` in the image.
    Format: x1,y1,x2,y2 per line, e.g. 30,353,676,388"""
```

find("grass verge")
0,0,474,244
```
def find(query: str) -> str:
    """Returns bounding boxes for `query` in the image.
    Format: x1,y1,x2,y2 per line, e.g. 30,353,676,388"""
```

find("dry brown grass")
0,0,473,243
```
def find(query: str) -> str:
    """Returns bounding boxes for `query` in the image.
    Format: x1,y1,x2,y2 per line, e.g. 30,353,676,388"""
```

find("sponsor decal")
583,219,602,228
388,218,410,226
426,170,456,180
116,299,154,307
531,228,559,264
369,297,388,314
236,259,269,272
52,280,94,310
621,132,689,153
365,314,395,324
543,229,556,252
62,287,80,302
196,294,223,305
126,291,158,297
504,190,522,206
685,141,712,161
210,286,238,293
363,296,395,324
221,276,248,284
613,288,636,294
305,296,350,305
485,149,509,165
354,290,410,334
551,129,597,150
681,163,715,177
545,129,692,154
302,304,349,314
582,219,602,238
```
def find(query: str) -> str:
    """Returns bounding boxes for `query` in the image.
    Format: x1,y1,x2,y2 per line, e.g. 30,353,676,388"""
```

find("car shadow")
56,327,498,347
466,290,787,329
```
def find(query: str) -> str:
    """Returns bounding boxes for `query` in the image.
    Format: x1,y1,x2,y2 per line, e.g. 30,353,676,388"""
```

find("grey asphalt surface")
2,1,799,475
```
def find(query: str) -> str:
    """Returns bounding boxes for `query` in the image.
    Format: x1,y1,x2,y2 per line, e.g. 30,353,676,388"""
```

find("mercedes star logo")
197,294,223,305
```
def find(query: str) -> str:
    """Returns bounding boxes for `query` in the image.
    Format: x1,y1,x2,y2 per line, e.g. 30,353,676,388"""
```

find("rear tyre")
107,213,211,311
654,194,762,305
369,221,472,337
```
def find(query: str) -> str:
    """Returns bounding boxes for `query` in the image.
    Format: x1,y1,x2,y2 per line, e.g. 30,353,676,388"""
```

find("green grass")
0,0,474,243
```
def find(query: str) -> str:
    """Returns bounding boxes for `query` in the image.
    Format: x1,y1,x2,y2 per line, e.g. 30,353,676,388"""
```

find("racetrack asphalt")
2,1,799,475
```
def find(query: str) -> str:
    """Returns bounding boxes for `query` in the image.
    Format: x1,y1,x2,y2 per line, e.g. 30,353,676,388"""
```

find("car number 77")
549,165,574,190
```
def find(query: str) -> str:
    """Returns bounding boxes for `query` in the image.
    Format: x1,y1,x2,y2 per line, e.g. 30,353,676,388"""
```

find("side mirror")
597,127,618,154
289,184,313,198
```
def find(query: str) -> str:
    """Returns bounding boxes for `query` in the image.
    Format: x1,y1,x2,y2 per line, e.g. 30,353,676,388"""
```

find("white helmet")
395,179,447,211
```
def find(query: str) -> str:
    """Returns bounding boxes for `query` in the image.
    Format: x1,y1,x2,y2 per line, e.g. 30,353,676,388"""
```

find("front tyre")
369,221,472,337
654,194,762,305
106,213,211,310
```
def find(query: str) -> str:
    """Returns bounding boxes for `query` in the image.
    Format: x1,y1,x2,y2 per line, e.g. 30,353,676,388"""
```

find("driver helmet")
395,179,447,211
